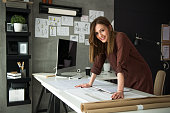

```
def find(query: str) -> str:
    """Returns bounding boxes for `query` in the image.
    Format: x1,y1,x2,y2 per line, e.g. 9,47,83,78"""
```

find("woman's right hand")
75,83,92,88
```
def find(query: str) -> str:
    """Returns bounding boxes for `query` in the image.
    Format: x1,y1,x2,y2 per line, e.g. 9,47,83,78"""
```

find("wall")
32,0,114,113
114,0,170,94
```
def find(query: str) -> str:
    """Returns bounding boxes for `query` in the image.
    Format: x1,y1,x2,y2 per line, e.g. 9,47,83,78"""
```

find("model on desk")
75,16,153,100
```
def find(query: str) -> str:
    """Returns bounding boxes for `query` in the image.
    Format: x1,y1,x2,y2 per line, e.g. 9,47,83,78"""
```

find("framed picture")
22,24,28,32
7,23,13,32
18,42,28,55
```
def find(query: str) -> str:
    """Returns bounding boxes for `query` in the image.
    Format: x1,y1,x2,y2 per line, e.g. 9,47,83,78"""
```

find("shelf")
7,98,31,106
7,77,31,83
3,0,33,5
6,32,31,36
39,2,82,17
6,7,30,13
7,55,31,59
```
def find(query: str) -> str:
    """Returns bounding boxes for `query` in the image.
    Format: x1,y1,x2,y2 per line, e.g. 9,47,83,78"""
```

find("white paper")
35,18,49,38
62,16,73,26
163,27,169,40
70,35,78,42
81,15,89,22
79,34,85,43
74,21,90,34
162,45,169,59
89,10,104,22
50,26,56,36
85,39,90,45
57,26,69,36
48,16,61,26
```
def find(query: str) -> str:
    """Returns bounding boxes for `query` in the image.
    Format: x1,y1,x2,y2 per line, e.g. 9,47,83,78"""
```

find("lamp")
39,2,82,17
134,33,169,70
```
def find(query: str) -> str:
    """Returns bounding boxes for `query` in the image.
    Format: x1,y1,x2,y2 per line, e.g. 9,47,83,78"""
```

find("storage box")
9,88,24,102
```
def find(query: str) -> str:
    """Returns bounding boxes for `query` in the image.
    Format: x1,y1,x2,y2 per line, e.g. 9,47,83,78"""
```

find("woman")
75,16,153,99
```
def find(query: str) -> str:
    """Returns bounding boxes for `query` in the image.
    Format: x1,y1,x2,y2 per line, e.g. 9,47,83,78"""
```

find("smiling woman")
75,16,153,100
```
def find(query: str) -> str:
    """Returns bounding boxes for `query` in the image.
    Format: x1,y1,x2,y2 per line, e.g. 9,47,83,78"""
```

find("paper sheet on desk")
65,87,112,103
48,78,111,91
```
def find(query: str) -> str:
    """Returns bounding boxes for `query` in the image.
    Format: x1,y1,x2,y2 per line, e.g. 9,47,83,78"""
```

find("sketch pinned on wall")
70,35,78,42
79,34,85,43
57,26,69,36
35,18,49,38
50,26,56,36
89,10,104,22
61,16,73,26
74,21,90,34
81,15,89,22
48,16,61,26
85,39,90,45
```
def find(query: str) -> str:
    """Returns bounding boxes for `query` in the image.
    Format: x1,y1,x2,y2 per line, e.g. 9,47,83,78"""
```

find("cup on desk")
85,67,91,76
21,69,26,78
104,63,110,72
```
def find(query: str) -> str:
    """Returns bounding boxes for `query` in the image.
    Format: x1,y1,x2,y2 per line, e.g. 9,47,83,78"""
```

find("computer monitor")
55,39,77,75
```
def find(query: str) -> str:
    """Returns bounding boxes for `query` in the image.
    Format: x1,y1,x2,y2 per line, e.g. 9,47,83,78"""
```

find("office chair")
154,70,166,96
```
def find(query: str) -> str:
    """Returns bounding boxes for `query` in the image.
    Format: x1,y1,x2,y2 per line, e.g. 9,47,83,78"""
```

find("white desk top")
33,73,170,113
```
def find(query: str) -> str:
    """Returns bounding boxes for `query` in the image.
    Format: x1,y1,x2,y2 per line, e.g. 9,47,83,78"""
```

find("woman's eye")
95,32,98,36
101,29,104,32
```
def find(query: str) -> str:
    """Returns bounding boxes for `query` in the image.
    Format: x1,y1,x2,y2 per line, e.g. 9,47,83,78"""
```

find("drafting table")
33,73,170,113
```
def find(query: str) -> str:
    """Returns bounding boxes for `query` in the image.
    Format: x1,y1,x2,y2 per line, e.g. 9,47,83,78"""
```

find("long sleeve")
91,53,106,75
115,33,131,78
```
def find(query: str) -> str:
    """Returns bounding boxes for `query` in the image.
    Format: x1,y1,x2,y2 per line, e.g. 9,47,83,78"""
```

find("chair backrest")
154,70,166,96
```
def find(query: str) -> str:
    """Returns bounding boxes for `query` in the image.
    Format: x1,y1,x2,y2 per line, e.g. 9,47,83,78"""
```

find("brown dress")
91,32,153,94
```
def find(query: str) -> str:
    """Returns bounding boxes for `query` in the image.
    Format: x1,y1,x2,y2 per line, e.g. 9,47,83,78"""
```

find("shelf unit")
6,6,31,106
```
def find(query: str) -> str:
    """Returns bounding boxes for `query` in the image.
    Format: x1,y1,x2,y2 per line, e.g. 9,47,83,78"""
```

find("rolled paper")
81,95,170,112
85,102,170,113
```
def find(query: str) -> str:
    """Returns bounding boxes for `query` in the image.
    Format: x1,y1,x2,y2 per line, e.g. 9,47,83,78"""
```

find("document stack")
7,72,21,79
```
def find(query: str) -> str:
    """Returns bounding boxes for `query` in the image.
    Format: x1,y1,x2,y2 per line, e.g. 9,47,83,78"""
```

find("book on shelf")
7,72,21,77
7,71,21,79
7,75,21,79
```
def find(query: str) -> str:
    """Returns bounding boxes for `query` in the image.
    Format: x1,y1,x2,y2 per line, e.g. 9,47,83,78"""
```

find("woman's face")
95,24,110,43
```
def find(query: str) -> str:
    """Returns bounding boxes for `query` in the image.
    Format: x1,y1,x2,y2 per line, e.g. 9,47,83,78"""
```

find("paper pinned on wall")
48,16,61,26
79,34,85,43
85,39,90,45
89,10,104,22
162,26,170,40
57,26,69,36
70,35,78,42
162,45,169,59
74,21,90,34
81,15,89,22
50,26,56,36
35,18,49,38
61,16,73,26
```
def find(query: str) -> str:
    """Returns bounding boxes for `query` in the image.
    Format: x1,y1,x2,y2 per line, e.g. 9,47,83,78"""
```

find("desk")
33,73,170,113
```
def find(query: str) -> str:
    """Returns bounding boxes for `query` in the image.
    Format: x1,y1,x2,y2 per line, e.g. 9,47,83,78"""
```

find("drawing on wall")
162,45,169,59
85,39,90,45
35,18,49,38
70,35,78,42
79,34,85,43
81,15,89,22
50,26,56,36
61,16,73,26
48,16,61,26
57,26,69,36
74,21,90,34
89,10,104,22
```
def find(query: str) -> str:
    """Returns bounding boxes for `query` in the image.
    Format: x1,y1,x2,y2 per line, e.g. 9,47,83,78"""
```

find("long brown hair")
89,16,116,63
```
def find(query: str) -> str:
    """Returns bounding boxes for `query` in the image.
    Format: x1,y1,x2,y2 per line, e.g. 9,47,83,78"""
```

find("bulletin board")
161,24,170,60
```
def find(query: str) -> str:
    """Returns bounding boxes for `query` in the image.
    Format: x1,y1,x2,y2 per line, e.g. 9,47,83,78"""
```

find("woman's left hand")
111,91,124,100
